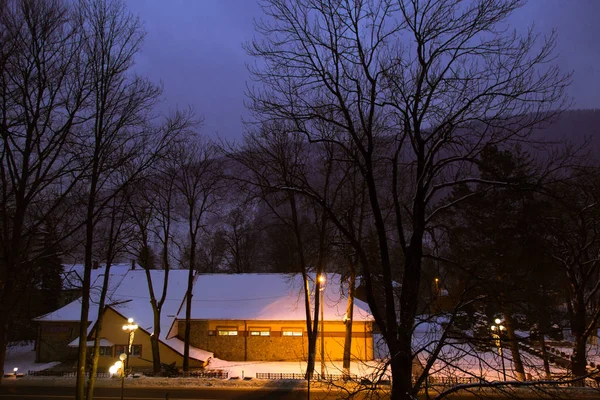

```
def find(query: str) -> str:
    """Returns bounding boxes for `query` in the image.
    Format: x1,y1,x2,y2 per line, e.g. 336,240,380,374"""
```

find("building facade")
177,319,373,362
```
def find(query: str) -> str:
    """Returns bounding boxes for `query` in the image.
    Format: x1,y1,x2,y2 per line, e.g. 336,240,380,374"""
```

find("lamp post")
122,318,138,375
491,318,506,381
318,274,326,380
109,356,126,400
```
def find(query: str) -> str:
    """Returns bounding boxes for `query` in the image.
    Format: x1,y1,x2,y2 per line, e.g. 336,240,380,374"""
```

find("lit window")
282,329,303,337
115,345,142,357
217,327,238,336
249,328,270,336
98,346,112,356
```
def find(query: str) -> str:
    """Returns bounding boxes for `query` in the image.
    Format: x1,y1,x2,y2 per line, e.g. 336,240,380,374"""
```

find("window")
115,344,142,357
249,327,270,336
98,346,112,356
217,327,238,336
282,329,303,337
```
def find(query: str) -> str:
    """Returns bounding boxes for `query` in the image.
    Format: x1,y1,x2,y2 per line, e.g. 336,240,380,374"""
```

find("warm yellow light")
435,278,439,282
491,326,496,331
119,353,127,361
318,275,326,284
114,360,123,369
13,367,18,373
109,365,118,375
127,318,134,324
494,318,502,325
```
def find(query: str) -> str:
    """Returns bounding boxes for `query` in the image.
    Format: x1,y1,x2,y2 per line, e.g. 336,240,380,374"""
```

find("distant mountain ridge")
533,109,600,155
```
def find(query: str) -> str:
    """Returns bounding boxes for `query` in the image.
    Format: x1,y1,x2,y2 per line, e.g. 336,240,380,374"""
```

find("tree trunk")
183,242,195,372
86,331,100,399
0,317,8,383
343,269,356,379
287,194,316,379
503,311,526,381
539,333,552,380
75,233,94,399
572,337,588,383
76,154,99,400
151,308,162,373
85,261,113,400
143,254,163,374
389,339,416,400
305,275,321,380
306,319,317,381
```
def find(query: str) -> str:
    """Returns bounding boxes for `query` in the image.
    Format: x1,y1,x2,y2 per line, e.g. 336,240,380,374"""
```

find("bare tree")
72,0,190,397
126,144,186,374
85,192,132,397
544,167,600,381
226,122,342,379
175,136,223,372
0,0,90,380
246,0,569,398
221,205,262,273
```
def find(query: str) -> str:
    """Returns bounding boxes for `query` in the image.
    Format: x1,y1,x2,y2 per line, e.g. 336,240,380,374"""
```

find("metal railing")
28,370,110,378
256,372,358,381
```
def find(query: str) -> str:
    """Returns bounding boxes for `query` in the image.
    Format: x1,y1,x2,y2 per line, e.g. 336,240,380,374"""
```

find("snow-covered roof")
34,298,92,322
36,270,371,363
36,266,211,361
68,338,114,347
164,337,213,362
61,263,135,291
34,263,137,324
107,269,189,342
177,273,373,322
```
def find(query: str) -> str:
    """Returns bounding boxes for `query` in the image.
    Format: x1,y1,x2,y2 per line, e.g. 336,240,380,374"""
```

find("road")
2,384,599,399
0,385,338,400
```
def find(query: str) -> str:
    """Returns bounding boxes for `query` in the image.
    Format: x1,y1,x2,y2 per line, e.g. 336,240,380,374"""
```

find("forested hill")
533,109,600,155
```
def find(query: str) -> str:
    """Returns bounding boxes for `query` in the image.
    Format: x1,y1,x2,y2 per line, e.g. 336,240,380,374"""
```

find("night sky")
126,0,600,141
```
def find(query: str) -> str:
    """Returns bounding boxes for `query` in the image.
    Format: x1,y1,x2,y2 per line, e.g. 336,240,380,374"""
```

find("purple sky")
127,0,600,140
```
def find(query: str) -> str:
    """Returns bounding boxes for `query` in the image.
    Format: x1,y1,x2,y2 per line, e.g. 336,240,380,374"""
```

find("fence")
28,370,110,378
181,370,228,379
140,369,228,379
28,369,228,379
256,372,358,381
427,376,483,385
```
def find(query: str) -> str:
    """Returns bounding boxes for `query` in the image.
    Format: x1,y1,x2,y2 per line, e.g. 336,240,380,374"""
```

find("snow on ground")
3,342,59,374
545,343,600,369
208,358,385,380
4,331,597,385
375,319,574,383
164,337,213,362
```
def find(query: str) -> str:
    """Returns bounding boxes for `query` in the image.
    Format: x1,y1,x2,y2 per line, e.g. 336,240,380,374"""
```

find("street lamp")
318,274,326,380
122,317,138,374
108,356,126,400
491,318,506,381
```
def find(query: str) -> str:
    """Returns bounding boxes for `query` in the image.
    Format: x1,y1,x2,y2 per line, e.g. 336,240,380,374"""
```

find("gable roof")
177,273,373,322
106,269,189,342
34,263,134,324
36,266,213,362
61,263,135,291
35,269,373,363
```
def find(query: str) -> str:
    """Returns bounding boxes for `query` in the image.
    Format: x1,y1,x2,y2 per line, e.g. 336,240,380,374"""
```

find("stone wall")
178,319,373,362
36,321,81,363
